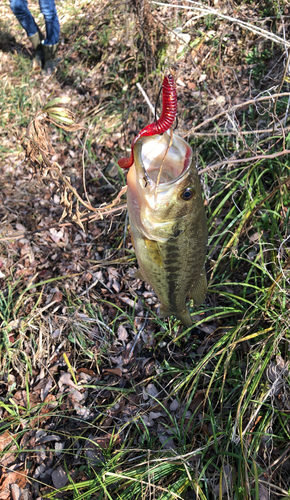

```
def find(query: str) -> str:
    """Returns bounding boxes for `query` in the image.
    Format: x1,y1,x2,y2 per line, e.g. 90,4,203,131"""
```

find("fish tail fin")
160,306,193,328
134,269,144,280
190,270,207,306
159,305,169,318
176,309,193,327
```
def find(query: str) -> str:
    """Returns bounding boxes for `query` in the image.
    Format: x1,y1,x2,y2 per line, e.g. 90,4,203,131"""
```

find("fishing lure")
118,73,178,169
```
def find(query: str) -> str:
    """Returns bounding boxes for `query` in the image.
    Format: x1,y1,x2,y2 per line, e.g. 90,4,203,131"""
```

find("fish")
126,132,208,327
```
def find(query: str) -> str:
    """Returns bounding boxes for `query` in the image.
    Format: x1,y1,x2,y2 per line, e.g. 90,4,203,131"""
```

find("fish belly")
131,214,207,327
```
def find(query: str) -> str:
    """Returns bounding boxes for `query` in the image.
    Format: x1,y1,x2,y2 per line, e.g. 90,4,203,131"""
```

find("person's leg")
10,0,44,67
38,0,60,74
10,0,38,37
38,0,60,45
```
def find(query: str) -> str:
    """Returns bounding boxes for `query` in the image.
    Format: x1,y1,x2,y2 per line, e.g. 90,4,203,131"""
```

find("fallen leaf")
0,470,27,500
145,383,159,400
149,411,163,425
176,77,186,87
40,377,53,402
103,368,122,377
77,371,94,383
58,372,78,390
94,433,121,450
112,279,121,293
158,430,175,450
117,325,128,341
33,464,46,479
110,355,123,365
169,399,179,412
197,324,216,334
49,228,64,243
142,359,155,376
0,430,14,451
119,296,136,308
55,442,65,455
52,291,63,303
187,81,196,90
84,433,121,464
51,466,68,489
15,223,26,232
35,443,46,463
77,367,96,377
190,391,205,413
30,394,57,427
10,484,21,500
12,391,27,408
0,444,17,467
36,434,61,444
208,95,226,106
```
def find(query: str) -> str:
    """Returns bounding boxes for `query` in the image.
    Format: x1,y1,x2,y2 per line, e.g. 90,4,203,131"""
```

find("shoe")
42,43,59,75
28,30,44,69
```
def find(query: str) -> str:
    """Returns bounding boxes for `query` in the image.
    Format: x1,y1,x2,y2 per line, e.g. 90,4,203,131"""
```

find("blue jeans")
10,0,60,45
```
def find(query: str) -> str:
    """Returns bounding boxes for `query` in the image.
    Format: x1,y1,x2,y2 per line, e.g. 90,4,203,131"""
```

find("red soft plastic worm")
118,73,177,169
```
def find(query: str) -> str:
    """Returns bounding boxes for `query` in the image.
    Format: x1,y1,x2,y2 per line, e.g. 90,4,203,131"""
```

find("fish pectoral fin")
144,238,163,267
189,270,207,306
133,269,144,280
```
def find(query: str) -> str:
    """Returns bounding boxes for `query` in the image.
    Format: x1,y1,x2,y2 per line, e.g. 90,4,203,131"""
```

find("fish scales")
126,133,208,327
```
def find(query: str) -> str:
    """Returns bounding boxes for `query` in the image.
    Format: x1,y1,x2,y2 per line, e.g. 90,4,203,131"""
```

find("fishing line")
154,128,174,204
154,84,163,123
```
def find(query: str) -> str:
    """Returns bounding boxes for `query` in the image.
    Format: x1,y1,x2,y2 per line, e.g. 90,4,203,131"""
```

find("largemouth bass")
126,132,208,327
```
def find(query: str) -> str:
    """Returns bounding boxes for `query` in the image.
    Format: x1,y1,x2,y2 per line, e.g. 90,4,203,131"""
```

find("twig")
261,51,286,83
48,161,102,214
136,82,158,117
185,125,290,137
29,136,127,214
0,195,127,243
81,129,91,203
183,92,290,136
152,12,215,83
78,135,115,189
129,312,149,359
151,0,290,48
198,149,290,175
273,52,290,125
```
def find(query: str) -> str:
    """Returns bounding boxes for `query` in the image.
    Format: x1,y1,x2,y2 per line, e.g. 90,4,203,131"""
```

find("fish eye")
180,188,195,201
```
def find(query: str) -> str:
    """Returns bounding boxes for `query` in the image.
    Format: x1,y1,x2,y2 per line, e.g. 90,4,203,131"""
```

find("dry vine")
22,97,127,231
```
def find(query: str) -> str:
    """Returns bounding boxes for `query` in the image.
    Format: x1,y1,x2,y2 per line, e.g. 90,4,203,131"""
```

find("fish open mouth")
138,133,192,185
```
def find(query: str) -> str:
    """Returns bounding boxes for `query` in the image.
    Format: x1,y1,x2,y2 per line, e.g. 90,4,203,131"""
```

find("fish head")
127,133,201,242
